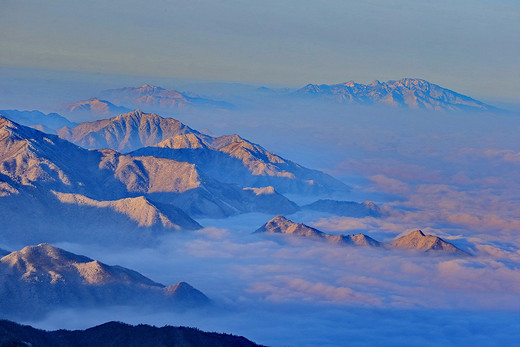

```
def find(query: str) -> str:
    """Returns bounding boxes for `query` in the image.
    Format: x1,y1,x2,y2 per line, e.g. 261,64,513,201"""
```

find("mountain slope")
99,83,231,113
53,192,202,230
255,216,381,247
0,186,201,245
133,132,349,195
0,320,263,347
296,78,497,111
0,116,102,192
0,244,210,318
60,97,131,119
389,230,468,255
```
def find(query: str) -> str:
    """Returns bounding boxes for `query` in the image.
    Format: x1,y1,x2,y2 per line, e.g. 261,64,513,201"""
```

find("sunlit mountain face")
1,2,519,345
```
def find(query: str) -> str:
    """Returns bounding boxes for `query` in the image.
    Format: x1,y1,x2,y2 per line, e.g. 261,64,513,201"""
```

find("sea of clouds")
3,73,520,346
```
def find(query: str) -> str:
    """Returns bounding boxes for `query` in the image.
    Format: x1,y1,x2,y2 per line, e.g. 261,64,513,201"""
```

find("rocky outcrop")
255,216,381,247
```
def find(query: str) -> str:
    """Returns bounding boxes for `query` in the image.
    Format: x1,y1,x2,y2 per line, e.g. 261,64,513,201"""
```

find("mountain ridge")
255,216,468,254
54,110,349,194
57,110,199,152
0,116,303,244
60,97,132,119
255,215,382,247
98,84,232,113
0,243,210,318
0,320,263,347
296,78,498,112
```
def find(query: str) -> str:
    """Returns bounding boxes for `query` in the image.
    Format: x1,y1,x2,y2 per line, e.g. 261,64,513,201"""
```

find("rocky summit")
255,215,382,247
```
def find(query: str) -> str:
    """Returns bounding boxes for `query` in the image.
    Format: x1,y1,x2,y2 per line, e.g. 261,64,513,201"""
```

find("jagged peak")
406,229,426,237
270,215,289,223
397,77,428,83
138,83,164,91
111,110,184,124
343,80,357,87
210,133,247,149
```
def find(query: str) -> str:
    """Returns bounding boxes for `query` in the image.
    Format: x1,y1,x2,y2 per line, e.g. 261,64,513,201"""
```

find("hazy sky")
1,0,519,100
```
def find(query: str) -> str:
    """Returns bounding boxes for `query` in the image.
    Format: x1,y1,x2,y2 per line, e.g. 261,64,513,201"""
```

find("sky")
1,0,519,100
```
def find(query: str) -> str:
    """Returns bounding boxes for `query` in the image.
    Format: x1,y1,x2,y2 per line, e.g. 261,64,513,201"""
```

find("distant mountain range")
60,97,132,119
256,216,469,255
0,109,76,133
99,84,232,113
0,320,263,347
55,84,232,119
295,78,497,112
0,244,209,318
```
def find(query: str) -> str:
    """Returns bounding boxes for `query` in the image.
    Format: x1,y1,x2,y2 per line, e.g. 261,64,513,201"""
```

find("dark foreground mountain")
0,109,76,133
0,248,9,257
296,78,497,112
255,216,381,247
98,83,231,113
0,244,210,318
389,230,469,255
256,216,468,255
302,199,381,217
0,320,264,347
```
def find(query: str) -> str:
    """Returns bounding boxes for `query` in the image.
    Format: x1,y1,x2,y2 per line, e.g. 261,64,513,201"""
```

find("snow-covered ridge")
296,78,498,112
